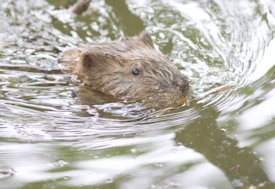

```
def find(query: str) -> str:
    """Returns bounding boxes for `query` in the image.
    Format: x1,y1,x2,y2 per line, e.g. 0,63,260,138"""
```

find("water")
0,0,274,188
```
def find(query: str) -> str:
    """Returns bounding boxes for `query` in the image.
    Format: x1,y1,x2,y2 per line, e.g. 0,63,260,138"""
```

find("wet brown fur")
59,31,189,108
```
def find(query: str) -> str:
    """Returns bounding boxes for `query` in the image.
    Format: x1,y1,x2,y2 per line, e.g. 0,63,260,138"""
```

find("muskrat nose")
175,79,189,91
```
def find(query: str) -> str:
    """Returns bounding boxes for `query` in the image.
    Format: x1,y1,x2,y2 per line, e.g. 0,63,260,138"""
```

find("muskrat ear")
139,31,154,48
80,52,98,69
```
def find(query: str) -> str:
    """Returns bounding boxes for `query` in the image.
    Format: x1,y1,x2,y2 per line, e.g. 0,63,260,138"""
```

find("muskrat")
59,31,190,108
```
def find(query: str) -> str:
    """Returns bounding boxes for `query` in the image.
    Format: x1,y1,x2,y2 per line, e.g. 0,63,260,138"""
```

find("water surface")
0,0,275,188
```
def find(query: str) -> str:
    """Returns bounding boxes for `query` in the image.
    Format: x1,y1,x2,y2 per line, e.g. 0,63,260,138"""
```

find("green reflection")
105,0,145,36
175,103,274,188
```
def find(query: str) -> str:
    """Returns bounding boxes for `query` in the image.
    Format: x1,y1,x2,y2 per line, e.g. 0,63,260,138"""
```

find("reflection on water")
0,0,275,188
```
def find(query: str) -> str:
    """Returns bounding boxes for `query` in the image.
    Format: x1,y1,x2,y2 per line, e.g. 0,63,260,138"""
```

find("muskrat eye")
132,68,140,76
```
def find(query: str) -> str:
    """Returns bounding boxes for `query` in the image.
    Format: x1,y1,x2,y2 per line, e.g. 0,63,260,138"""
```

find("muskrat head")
59,31,190,108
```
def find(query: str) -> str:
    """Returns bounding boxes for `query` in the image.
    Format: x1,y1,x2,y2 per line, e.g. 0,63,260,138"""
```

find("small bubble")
232,179,244,187
105,178,113,183
63,176,70,181
0,167,16,179
220,128,226,132
52,160,68,168
130,148,137,154
154,163,164,167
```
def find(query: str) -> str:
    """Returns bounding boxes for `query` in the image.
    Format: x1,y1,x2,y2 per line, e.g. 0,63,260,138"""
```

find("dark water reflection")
0,0,275,188
176,104,272,188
